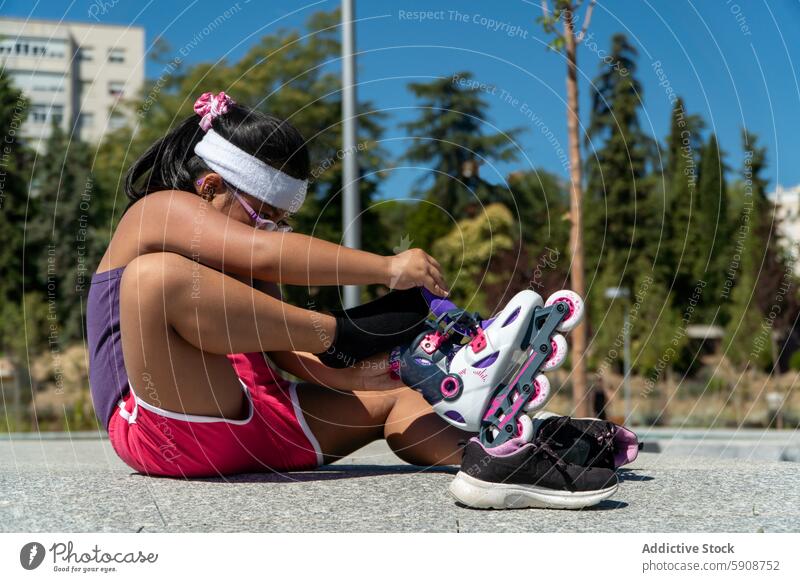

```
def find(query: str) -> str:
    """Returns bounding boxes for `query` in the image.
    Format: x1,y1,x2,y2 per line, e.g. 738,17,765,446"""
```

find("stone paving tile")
1,439,797,532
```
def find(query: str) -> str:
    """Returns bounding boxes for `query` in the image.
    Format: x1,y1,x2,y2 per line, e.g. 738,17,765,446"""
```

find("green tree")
479,170,570,312
664,97,704,180
0,70,34,353
585,33,649,284
583,34,692,389
27,123,108,341
662,98,705,308
401,72,521,250
693,133,730,321
432,203,516,314
723,130,794,370
504,169,570,250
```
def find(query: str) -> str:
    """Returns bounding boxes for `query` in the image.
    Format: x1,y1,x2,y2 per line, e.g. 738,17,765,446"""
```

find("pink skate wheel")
439,375,462,400
542,334,568,371
524,374,551,412
515,415,534,441
545,290,584,333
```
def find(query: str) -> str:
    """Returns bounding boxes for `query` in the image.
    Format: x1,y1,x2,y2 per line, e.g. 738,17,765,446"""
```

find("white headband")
194,129,307,213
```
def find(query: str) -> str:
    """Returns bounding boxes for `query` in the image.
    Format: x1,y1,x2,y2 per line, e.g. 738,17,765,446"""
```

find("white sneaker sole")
449,471,618,510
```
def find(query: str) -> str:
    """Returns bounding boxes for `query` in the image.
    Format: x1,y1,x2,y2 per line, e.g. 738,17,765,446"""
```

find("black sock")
316,288,430,368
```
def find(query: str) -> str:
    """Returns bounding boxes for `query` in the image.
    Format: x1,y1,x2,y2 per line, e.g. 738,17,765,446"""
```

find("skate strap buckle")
438,308,483,337
469,327,487,353
420,331,446,355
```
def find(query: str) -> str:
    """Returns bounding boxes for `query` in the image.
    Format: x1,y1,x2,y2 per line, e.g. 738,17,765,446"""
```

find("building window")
108,81,125,97
108,48,125,63
108,112,126,130
78,46,94,61
0,37,67,58
29,104,64,125
51,105,64,125
10,71,66,93
78,112,94,129
30,104,48,123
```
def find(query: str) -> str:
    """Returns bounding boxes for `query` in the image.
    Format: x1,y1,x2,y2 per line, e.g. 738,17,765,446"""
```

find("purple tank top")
86,267,128,428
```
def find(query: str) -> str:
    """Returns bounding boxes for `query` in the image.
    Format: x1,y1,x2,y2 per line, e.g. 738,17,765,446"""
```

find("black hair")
124,101,310,201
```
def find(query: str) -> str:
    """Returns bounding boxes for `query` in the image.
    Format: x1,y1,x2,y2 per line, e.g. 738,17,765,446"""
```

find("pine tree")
585,34,649,284
584,34,693,395
723,130,795,370
664,97,704,181
401,72,521,250
694,133,730,321
663,98,705,308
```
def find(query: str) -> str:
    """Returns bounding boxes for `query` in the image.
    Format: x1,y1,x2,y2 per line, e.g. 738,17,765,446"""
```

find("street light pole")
341,0,361,308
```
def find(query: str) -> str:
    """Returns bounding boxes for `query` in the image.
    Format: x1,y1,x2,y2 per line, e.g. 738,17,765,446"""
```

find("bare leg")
121,251,467,466
120,252,337,418
296,384,469,466
383,389,469,466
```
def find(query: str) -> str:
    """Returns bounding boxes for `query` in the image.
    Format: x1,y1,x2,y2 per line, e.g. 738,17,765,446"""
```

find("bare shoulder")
121,190,200,223
100,191,202,270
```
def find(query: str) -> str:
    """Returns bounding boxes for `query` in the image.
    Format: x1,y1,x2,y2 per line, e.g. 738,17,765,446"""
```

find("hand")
385,248,449,297
346,353,405,391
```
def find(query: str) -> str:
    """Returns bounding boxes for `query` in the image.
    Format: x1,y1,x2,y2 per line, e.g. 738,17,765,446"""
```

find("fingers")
429,265,449,296
426,253,442,271
422,252,448,294
422,271,447,297
393,248,449,296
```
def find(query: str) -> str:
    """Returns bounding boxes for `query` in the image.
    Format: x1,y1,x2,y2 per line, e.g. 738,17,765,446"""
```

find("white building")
0,17,144,148
771,184,800,272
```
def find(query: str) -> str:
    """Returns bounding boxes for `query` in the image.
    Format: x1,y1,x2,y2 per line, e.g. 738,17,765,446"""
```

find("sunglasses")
197,177,292,232
232,191,293,232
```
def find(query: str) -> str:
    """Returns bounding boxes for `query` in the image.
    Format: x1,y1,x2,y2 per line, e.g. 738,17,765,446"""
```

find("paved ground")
635,427,800,462
1,434,798,533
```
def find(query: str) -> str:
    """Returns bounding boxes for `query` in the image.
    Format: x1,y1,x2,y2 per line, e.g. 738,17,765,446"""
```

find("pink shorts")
107,353,323,477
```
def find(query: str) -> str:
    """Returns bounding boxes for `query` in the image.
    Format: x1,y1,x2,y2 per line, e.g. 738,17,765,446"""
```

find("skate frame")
479,300,569,448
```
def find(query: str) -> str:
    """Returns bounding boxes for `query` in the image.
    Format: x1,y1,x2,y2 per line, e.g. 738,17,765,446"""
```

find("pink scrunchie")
194,91,235,131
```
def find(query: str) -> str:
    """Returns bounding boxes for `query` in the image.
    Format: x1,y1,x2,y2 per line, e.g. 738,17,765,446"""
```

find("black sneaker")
533,414,640,470
450,432,619,510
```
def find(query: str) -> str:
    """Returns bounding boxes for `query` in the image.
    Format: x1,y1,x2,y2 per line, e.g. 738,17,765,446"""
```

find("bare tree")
538,0,595,416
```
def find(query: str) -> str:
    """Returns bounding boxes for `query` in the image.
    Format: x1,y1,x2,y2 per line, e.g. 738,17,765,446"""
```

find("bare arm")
116,190,448,293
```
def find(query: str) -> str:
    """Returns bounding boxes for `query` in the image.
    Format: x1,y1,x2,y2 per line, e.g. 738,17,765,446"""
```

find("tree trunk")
563,11,589,417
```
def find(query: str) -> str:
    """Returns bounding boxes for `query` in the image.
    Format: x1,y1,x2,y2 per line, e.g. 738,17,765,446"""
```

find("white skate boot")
397,288,585,448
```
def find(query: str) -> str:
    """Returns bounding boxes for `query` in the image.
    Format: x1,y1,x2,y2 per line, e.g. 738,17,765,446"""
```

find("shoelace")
519,434,576,489
541,416,617,469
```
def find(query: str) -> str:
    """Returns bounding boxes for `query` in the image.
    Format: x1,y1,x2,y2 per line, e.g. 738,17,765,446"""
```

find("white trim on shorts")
288,382,324,466
119,380,254,426
117,373,324,466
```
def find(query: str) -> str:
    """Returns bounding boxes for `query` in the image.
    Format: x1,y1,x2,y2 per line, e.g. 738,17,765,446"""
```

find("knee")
121,253,193,306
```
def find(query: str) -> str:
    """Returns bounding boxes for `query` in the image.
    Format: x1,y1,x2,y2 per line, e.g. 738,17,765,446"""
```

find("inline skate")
394,288,585,449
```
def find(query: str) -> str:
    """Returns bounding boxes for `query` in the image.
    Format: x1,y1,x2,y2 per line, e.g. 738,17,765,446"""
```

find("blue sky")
4,0,799,197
